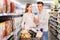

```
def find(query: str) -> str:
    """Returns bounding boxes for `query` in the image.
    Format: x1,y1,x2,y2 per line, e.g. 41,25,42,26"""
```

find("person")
21,3,37,30
37,1,49,40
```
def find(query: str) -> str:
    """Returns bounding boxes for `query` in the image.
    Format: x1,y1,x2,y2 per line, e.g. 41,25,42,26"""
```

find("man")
37,1,49,40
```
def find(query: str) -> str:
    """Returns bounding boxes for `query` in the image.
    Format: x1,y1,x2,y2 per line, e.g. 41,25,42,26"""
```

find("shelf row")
49,24,57,31
49,30,59,40
50,16,60,28
0,14,23,23
49,23,60,34
2,26,21,40
49,12,60,40
49,20,57,27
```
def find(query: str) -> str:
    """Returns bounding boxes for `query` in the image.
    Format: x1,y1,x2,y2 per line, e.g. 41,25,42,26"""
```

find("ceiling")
10,0,54,9
15,0,37,4
13,0,54,4
10,0,54,6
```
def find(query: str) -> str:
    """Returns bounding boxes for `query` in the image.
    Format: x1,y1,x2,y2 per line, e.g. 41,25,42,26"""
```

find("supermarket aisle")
0,0,60,40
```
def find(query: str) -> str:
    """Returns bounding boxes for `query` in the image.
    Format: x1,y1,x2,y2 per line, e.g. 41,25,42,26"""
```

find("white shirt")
38,9,49,32
21,13,36,30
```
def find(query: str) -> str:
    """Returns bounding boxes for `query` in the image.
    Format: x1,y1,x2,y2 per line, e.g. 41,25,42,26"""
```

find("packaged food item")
3,0,8,13
13,17,22,30
3,0,11,13
4,20,13,36
0,22,5,40
10,2,15,13
7,0,10,13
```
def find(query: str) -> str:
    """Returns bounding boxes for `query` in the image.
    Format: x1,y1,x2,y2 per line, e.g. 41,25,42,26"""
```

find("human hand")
36,31,43,38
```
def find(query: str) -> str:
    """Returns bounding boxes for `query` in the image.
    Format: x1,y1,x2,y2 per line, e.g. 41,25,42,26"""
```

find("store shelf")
50,24,57,31
49,12,59,40
50,18,58,23
0,13,22,40
57,33,60,40
14,26,21,35
50,17,57,22
50,15,57,21
2,32,14,40
49,21,57,26
49,30,57,37
2,26,21,40
57,12,60,40
0,13,23,23
51,15,57,19
49,30,59,40
49,24,58,34
49,20,57,27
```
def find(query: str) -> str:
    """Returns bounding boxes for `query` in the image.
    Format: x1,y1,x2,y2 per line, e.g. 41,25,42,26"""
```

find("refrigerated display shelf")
13,27,21,40
3,27,21,40
51,15,57,19
57,13,60,40
50,24,57,31
0,13,23,16
49,12,59,40
50,19,58,23
50,16,57,20
50,18,58,23
50,25,57,30
49,30,59,40
49,30,58,37
0,14,23,23
2,32,14,40
7,35,14,40
49,26,58,35
0,13,22,40
49,20,57,27
50,21,57,27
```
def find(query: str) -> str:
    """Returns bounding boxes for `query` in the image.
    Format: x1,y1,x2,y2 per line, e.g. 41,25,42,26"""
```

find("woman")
21,3,36,30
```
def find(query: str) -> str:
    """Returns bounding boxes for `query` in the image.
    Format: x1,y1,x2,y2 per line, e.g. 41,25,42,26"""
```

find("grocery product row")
0,14,23,40
48,9,60,40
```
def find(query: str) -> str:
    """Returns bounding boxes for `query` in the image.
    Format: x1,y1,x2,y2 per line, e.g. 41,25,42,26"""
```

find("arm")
34,14,39,24
34,15,40,30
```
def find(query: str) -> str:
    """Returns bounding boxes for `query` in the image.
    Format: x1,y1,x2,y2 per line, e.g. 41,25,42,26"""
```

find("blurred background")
0,0,60,40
